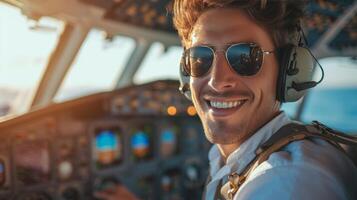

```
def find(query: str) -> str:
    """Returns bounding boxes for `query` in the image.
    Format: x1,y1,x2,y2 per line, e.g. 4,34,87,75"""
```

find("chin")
203,121,246,145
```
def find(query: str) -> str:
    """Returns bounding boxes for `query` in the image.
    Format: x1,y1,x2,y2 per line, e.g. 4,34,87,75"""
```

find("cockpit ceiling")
305,0,356,51
80,0,356,52
80,0,175,33
327,12,356,51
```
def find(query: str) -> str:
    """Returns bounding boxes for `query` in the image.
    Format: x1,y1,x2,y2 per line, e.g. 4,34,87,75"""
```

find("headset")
179,24,324,103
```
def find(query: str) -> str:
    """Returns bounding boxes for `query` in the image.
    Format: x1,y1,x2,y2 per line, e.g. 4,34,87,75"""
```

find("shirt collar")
208,112,292,180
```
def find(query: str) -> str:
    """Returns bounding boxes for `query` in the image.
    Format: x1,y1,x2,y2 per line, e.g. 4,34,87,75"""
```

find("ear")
179,54,192,101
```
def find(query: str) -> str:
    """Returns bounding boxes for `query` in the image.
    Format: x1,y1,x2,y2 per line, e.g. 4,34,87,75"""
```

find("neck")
216,132,252,163
216,143,241,163
216,110,282,163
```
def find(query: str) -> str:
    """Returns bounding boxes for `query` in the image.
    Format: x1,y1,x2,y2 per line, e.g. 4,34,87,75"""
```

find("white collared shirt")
205,112,357,200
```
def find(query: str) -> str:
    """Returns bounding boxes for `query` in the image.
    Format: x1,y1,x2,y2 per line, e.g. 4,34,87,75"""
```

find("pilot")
95,0,357,199
174,0,357,199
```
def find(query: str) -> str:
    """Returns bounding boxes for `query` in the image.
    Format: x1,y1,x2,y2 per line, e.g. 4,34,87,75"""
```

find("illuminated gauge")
167,106,177,116
161,175,172,192
185,165,199,181
0,159,6,186
183,164,201,189
58,160,73,180
95,128,122,168
61,187,80,200
131,131,150,159
160,129,177,157
187,105,197,116
161,168,181,195
16,192,52,200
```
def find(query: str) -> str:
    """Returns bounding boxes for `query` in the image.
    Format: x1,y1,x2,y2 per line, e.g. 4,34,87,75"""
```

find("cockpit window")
134,42,182,84
0,2,63,117
54,30,135,102
301,57,357,133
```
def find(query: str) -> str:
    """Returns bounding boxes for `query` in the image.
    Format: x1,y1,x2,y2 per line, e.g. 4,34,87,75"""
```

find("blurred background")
0,0,356,199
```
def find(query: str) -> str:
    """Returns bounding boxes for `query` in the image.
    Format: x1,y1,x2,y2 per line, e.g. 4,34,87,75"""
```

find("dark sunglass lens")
227,44,263,76
188,46,213,77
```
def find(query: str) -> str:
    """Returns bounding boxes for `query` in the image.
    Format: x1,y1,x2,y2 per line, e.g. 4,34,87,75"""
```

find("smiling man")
173,0,357,200
95,1,357,200
187,7,279,158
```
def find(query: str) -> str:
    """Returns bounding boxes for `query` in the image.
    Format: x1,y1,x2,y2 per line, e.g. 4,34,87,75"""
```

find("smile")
209,100,244,109
205,98,248,117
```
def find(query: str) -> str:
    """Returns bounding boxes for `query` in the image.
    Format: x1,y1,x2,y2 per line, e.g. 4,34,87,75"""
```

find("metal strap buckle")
227,173,240,199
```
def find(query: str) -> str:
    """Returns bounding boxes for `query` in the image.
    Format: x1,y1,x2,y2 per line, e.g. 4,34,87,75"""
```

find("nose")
208,52,237,92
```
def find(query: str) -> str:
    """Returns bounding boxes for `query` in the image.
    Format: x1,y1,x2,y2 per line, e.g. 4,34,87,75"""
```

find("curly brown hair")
173,0,306,48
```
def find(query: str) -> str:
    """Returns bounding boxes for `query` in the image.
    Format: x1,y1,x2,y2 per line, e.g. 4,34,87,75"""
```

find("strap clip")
227,172,242,199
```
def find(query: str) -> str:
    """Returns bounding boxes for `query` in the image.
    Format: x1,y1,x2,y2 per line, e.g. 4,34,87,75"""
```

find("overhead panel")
328,14,356,51
78,0,356,54
304,0,355,50
79,0,175,34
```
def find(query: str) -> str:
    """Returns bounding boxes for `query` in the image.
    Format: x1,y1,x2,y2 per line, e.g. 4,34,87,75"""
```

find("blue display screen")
161,129,175,143
0,162,4,173
0,160,4,185
131,131,151,159
95,129,122,166
131,131,149,149
160,128,178,157
96,130,119,151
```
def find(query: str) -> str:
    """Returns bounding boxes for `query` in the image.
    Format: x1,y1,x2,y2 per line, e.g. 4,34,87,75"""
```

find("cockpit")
0,0,356,199
0,80,210,199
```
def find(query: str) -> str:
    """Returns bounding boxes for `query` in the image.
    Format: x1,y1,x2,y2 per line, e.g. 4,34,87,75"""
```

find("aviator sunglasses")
182,43,274,77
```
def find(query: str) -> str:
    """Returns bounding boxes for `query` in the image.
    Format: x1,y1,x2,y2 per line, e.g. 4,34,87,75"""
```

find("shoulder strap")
220,122,357,200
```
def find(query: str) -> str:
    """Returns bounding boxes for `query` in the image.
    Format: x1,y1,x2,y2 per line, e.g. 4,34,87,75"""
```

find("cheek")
248,58,279,104
261,57,279,96
190,79,203,109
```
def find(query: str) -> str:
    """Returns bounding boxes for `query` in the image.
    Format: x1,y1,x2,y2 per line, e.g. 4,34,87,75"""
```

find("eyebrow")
192,41,258,48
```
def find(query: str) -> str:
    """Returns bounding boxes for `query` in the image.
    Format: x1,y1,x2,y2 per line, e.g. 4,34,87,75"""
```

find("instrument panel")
0,80,211,200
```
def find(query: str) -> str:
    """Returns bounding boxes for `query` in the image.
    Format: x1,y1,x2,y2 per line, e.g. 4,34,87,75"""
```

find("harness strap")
219,122,355,200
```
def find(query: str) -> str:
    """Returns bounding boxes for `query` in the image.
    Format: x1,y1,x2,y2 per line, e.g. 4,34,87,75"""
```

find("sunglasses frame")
183,42,274,77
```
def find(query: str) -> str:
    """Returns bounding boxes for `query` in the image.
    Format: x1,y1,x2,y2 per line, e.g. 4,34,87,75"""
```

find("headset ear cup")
179,55,192,101
277,45,316,102
285,46,316,102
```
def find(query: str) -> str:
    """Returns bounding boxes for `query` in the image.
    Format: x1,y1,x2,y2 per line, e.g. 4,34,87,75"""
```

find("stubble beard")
202,119,246,145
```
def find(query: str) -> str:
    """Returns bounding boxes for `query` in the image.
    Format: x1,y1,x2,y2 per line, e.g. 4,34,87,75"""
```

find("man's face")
189,8,280,145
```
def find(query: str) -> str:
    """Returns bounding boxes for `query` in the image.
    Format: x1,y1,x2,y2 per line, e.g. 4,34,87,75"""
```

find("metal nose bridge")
209,48,236,86
211,46,228,54
211,48,230,66
214,49,227,57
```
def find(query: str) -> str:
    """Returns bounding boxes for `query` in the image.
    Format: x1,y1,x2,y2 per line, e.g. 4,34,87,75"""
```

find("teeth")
209,100,244,109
